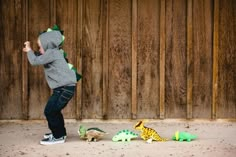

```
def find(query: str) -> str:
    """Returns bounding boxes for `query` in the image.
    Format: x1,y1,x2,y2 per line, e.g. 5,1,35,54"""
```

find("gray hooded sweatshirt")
27,31,77,89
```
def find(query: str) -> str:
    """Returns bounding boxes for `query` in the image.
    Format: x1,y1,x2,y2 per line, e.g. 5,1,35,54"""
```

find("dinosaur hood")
39,31,63,51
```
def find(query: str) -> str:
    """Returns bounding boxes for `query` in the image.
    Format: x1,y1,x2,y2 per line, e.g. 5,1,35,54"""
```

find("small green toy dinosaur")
172,131,197,142
78,125,108,142
112,130,138,142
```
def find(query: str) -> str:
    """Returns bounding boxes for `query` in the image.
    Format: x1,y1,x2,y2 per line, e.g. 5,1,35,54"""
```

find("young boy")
22,30,77,145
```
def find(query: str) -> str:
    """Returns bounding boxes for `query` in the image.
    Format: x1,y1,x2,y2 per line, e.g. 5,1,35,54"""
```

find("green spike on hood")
45,25,65,46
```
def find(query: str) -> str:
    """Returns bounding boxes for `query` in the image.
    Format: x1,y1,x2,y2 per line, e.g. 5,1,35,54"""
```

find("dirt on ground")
0,119,235,157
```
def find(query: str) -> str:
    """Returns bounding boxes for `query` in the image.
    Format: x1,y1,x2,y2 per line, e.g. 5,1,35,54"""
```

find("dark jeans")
44,86,75,138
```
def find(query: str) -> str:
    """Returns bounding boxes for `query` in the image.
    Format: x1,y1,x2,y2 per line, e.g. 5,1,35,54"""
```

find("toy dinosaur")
134,120,167,143
112,130,138,142
172,131,197,142
78,125,108,142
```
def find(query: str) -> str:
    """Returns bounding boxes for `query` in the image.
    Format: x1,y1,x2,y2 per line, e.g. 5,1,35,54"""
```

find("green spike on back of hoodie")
59,48,82,81
46,25,82,81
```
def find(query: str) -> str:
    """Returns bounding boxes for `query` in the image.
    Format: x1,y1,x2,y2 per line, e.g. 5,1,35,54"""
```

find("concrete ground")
0,119,235,157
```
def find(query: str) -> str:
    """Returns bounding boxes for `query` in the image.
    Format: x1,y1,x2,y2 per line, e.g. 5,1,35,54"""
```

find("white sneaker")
43,133,67,139
40,135,66,145
44,133,53,139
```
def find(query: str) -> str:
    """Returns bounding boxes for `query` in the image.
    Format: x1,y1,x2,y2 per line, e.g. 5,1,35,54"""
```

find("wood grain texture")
27,0,51,119
131,0,138,119
81,0,103,119
160,0,166,119
76,0,83,120
187,0,193,119
0,0,23,119
192,0,213,118
212,0,219,119
108,0,132,119
22,0,29,119
102,0,109,119
0,0,236,120
217,0,236,118
55,0,78,118
137,0,160,119
165,0,187,118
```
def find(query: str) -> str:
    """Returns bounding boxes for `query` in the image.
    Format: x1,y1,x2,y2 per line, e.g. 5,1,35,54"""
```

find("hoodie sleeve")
27,49,57,65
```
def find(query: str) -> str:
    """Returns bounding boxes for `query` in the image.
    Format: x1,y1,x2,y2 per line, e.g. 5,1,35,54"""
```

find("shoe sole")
40,140,65,145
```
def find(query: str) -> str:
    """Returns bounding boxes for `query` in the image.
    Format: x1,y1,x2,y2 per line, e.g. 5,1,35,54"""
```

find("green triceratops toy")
172,131,197,142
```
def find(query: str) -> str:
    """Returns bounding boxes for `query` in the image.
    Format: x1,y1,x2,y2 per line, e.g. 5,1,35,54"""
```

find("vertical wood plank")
137,0,160,119
102,0,109,119
165,0,187,118
159,0,166,119
0,0,24,119
76,0,83,120
22,0,29,119
131,0,137,119
217,0,236,118
108,0,132,119
187,0,193,119
28,0,51,119
212,0,219,119
56,0,79,118
50,0,56,25
192,0,213,118
81,0,103,119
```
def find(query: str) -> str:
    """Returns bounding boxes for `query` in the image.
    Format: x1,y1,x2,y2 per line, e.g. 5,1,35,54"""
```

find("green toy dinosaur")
172,131,197,142
112,130,139,142
78,125,108,142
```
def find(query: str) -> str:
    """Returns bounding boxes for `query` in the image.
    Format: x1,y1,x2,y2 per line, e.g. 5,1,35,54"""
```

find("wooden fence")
0,0,235,120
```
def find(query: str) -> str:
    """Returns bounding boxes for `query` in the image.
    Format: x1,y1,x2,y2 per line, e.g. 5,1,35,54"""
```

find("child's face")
37,39,45,54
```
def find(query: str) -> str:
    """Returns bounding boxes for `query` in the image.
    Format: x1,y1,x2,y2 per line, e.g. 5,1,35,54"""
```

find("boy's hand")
22,41,32,52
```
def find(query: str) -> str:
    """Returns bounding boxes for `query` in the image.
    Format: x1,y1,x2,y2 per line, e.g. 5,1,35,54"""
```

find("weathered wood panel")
56,0,78,118
0,0,236,120
0,0,23,119
165,0,187,118
212,0,219,119
76,0,83,120
22,0,29,119
102,0,109,119
81,0,103,119
108,0,132,119
159,0,166,119
27,0,51,119
192,0,213,118
187,0,193,119
217,0,236,118
137,0,160,119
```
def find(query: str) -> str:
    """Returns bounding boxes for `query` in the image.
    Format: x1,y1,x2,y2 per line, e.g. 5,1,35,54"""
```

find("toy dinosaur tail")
153,133,168,142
